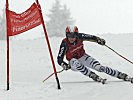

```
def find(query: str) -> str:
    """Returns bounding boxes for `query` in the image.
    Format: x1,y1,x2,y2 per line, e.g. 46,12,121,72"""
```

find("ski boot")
117,72,133,83
89,71,107,84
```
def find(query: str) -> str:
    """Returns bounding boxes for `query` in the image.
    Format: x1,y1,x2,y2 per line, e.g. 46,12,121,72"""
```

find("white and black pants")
69,54,119,77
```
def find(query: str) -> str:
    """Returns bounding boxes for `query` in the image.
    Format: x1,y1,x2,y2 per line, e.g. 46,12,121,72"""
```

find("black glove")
61,62,71,70
96,37,106,45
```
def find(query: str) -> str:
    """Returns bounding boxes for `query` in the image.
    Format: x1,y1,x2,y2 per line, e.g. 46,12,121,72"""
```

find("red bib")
63,39,85,61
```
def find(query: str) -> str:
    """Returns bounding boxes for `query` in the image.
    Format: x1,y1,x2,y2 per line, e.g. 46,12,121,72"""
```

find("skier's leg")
79,54,133,82
69,58,105,82
79,54,118,76
81,54,131,80
69,58,91,76
100,66,131,81
78,54,118,77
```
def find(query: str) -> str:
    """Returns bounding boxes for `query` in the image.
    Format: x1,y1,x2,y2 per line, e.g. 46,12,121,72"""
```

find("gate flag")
6,0,61,90
7,3,42,36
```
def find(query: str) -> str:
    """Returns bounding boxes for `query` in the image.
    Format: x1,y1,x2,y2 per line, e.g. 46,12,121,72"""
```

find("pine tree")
46,0,75,37
0,9,6,40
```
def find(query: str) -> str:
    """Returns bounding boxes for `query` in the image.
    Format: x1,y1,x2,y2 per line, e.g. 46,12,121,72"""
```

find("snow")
0,34,133,100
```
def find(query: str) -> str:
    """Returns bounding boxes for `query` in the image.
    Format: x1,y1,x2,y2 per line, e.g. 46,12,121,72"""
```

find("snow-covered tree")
0,9,6,40
46,0,75,37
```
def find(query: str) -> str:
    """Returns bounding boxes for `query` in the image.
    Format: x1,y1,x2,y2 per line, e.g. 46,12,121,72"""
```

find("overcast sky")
0,0,133,38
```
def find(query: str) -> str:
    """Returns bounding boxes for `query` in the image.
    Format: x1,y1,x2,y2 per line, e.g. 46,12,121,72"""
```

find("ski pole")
105,44,133,65
43,69,64,83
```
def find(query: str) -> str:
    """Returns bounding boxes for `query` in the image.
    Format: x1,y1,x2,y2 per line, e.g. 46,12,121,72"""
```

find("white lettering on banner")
12,19,41,32
21,10,31,17
11,10,31,19
7,3,42,36
12,14,20,19
10,10,38,23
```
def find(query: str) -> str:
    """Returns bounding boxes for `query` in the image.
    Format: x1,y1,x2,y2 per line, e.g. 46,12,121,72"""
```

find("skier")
57,26,132,83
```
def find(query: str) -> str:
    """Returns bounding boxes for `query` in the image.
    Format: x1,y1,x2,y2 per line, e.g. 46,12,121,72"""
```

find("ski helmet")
66,26,78,38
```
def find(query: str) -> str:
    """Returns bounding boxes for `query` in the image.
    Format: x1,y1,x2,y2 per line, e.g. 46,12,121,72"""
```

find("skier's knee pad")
69,58,82,71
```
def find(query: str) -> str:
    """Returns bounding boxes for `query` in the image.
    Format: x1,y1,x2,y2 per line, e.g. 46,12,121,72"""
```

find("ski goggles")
66,32,77,38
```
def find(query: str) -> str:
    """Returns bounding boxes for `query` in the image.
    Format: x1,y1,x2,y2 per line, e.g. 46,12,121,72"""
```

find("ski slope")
0,34,133,100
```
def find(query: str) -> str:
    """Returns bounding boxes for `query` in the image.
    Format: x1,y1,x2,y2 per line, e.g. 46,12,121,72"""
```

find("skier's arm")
57,41,70,70
77,33,106,45
57,41,67,65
